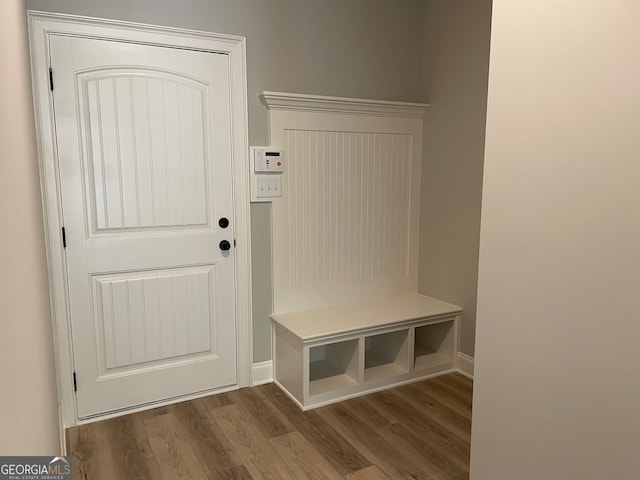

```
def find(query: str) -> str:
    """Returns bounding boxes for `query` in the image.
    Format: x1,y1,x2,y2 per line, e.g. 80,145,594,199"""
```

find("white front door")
50,35,238,418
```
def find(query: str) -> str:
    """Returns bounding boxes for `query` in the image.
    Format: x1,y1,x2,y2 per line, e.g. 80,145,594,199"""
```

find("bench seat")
270,293,462,410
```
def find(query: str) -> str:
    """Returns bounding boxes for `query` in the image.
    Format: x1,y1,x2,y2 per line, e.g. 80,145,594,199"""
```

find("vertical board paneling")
186,273,201,354
178,84,197,226
127,279,146,365
97,78,123,229
337,132,345,284
82,72,209,232
192,90,207,225
199,271,213,355
142,277,161,362
158,275,175,359
320,132,328,287
302,130,310,289
131,78,154,227
94,266,215,371
277,130,412,295
110,280,131,368
100,281,116,369
148,77,170,227
86,80,107,230
115,77,139,228
172,274,189,357
163,80,183,226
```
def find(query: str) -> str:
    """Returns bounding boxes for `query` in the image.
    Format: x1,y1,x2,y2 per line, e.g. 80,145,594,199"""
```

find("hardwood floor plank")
339,395,396,429
68,421,118,480
167,400,243,476
144,412,209,479
66,425,91,480
398,381,472,431
67,374,472,480
260,383,372,476
377,422,468,479
210,403,306,480
226,387,296,439
388,384,471,442
345,465,392,480
427,376,473,409
270,431,344,480
134,405,170,421
443,373,473,393
102,415,158,480
128,415,166,480
409,378,472,421
422,472,457,480
223,465,255,479
317,401,437,480
190,391,234,412
371,389,470,462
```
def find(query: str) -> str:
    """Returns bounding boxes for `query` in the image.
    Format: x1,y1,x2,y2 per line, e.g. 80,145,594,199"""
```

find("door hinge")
61,226,66,249
73,372,77,392
49,67,54,91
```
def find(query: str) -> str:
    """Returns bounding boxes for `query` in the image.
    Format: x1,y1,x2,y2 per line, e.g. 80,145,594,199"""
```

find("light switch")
255,175,282,198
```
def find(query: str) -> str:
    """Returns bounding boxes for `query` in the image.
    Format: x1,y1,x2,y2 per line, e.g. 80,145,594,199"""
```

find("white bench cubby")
271,293,461,410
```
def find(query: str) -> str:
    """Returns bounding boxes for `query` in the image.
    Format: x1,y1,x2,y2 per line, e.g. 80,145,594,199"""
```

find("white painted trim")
75,384,238,426
27,11,252,428
251,361,273,386
456,352,475,379
59,406,67,455
259,91,429,117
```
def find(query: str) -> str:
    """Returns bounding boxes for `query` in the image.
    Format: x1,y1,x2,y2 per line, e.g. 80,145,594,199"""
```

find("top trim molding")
259,91,429,118
27,10,246,48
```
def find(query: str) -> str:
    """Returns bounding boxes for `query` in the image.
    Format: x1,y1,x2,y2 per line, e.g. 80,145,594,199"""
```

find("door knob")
219,240,231,251
218,217,229,228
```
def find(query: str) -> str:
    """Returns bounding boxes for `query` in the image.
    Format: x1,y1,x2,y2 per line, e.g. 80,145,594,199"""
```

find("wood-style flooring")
67,373,473,480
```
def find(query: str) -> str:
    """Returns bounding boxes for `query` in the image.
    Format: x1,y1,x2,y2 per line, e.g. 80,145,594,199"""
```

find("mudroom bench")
270,293,462,410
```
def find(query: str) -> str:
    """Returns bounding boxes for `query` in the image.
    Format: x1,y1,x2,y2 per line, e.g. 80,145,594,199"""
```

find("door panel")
83,72,209,230
93,266,215,371
50,35,237,418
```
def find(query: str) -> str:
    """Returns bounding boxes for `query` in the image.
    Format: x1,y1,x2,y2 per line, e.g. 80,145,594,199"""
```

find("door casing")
27,11,253,432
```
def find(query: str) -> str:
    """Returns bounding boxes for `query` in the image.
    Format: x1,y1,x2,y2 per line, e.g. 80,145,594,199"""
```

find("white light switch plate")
255,175,281,198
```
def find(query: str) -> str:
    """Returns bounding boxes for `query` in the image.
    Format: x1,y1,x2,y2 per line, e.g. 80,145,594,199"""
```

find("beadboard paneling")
264,94,427,313
279,130,412,292
93,266,215,372
82,72,209,232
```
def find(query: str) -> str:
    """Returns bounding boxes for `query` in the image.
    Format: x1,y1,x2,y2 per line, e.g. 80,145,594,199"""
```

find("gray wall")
419,0,492,356
26,0,427,362
27,0,426,145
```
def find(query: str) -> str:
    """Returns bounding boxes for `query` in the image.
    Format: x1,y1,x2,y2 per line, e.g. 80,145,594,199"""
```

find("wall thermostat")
250,147,285,202
254,148,284,173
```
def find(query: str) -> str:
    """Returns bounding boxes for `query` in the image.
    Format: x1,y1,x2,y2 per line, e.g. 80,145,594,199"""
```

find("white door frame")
27,11,253,428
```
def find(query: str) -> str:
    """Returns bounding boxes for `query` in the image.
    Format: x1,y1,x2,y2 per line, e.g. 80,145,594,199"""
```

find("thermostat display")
254,148,284,172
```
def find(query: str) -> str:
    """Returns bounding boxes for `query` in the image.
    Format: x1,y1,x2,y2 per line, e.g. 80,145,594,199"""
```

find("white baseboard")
252,360,273,386
456,352,474,379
